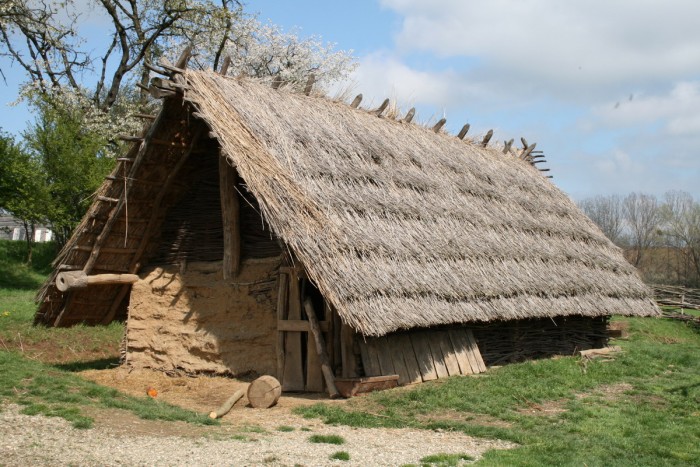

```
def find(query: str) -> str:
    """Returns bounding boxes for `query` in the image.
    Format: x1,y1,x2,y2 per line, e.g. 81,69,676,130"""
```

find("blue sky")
2,0,699,199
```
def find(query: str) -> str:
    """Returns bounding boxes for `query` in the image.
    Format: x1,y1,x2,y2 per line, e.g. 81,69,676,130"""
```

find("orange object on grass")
147,387,158,397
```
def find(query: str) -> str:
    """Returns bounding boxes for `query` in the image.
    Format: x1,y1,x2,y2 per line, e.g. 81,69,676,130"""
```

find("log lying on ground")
209,389,245,419
247,375,282,408
577,346,622,359
56,271,139,292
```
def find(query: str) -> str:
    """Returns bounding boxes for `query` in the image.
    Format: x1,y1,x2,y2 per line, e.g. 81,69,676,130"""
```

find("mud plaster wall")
125,257,280,376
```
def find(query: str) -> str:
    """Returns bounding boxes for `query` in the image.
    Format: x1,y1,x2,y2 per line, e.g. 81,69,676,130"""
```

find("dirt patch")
517,383,637,418
1,329,121,366
417,409,513,428
80,367,344,429
516,398,569,417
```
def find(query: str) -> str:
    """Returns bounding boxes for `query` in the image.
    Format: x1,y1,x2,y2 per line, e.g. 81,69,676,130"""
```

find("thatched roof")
35,69,659,334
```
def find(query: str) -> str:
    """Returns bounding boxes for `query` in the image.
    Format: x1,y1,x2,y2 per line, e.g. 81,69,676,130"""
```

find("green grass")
297,316,700,465
420,453,474,466
0,240,56,289
0,349,217,428
276,425,295,432
330,450,350,461
0,240,217,429
308,434,346,445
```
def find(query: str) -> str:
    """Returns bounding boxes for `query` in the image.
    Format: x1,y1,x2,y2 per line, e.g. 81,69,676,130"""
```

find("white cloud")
380,0,700,98
592,81,700,136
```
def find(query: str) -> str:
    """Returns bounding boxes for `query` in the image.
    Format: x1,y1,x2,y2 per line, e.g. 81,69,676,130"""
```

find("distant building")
0,215,53,242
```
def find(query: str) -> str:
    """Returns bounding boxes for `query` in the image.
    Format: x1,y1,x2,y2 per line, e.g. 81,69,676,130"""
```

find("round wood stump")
247,375,282,408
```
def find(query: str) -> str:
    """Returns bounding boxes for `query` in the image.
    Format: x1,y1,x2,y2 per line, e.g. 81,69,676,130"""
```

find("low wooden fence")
651,284,700,311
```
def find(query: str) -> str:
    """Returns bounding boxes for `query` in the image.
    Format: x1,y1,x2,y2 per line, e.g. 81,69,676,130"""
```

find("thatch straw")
182,71,658,337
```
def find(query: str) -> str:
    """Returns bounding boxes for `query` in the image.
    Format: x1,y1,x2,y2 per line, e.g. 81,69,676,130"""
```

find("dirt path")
1,368,515,465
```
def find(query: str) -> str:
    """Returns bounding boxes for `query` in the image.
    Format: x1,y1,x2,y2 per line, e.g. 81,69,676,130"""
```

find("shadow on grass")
0,260,46,289
0,240,57,289
54,357,121,372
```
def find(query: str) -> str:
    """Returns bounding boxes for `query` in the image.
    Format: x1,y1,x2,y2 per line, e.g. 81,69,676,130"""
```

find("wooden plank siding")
359,326,486,385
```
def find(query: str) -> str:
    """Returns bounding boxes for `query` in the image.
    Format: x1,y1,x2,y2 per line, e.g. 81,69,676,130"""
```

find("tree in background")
579,191,700,287
0,131,50,264
578,195,624,245
623,192,661,267
1,0,355,112
22,96,115,246
1,0,356,243
661,191,700,286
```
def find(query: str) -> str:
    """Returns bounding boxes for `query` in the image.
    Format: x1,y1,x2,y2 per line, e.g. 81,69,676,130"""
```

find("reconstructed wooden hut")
35,56,659,392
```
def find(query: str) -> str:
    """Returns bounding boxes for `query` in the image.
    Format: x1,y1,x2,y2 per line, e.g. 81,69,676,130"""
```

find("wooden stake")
173,44,193,70
350,94,363,108
481,129,494,147
432,118,447,133
374,98,390,117
304,299,340,398
219,56,232,75
209,389,245,419
503,138,514,154
219,156,241,279
303,73,315,96
520,143,537,161
402,107,416,123
457,124,470,140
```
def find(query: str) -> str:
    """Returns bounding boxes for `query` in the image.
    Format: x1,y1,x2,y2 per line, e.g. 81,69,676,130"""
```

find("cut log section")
56,271,139,292
247,375,282,408
209,389,245,419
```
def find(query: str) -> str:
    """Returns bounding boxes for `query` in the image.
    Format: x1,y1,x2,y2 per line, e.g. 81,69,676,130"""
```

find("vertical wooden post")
276,273,289,381
219,155,240,279
340,322,358,378
282,273,304,391
304,299,340,398
324,300,335,371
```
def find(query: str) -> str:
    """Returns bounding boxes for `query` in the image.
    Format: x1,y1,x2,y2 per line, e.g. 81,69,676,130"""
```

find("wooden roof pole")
219,154,241,280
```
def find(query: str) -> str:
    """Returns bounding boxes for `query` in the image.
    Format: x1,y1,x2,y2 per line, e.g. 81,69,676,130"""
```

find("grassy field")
297,316,700,465
0,240,216,428
1,239,699,464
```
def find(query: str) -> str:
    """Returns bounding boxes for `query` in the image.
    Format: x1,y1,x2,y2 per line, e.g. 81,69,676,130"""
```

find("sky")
1,0,699,200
